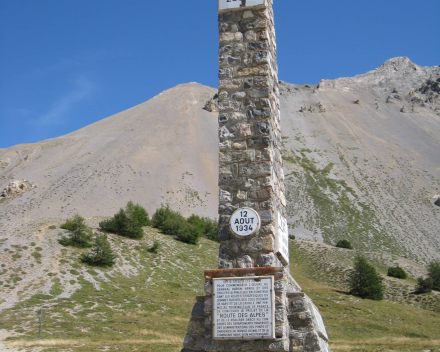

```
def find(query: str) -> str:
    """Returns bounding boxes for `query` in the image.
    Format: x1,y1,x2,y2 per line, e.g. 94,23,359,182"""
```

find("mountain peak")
318,57,439,92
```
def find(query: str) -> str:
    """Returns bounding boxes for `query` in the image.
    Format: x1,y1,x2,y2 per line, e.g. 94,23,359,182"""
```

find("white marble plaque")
229,208,260,237
219,0,266,11
275,211,289,266
213,276,275,340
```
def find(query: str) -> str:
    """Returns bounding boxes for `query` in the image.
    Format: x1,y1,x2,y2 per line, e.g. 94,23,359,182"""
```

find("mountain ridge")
1,57,439,264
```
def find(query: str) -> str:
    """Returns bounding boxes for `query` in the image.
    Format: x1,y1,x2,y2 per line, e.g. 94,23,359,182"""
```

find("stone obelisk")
181,1,331,351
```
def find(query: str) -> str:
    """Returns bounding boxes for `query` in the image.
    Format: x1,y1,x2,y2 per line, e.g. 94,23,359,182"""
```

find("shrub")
415,277,433,294
147,241,160,254
125,201,150,227
99,208,144,239
60,217,78,231
186,214,205,238
48,225,56,230
336,239,353,249
187,215,219,241
177,222,200,245
80,234,116,267
348,255,384,300
151,204,174,229
59,215,93,248
387,266,407,279
203,217,219,242
427,260,440,291
289,234,296,240
152,205,209,245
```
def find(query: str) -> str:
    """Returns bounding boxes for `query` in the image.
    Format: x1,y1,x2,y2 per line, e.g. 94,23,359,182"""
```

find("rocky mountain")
1,57,439,264
279,57,440,264
0,83,219,222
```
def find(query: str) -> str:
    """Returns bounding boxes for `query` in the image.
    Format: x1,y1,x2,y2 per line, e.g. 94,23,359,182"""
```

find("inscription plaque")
229,207,260,238
218,0,266,11
274,211,289,266
213,276,275,340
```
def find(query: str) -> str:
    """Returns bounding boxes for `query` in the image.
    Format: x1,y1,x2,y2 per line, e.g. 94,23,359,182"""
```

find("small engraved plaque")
213,276,275,340
219,0,266,11
275,211,289,266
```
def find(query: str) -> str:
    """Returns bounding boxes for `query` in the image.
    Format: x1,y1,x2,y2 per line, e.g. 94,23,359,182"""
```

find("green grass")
289,243,440,351
0,228,438,352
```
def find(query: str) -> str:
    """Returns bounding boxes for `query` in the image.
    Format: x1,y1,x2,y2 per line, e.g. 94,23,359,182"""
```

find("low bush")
427,260,440,291
387,266,407,279
80,234,116,267
59,215,93,248
147,241,160,254
187,214,219,241
48,225,56,230
203,217,219,242
416,260,440,293
348,255,384,300
415,277,433,294
152,205,217,245
336,239,353,249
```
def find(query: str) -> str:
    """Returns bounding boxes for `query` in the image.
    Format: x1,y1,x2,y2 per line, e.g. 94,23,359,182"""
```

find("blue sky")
1,0,439,148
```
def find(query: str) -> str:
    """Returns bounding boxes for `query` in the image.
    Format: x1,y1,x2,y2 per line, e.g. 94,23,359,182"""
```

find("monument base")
181,268,331,352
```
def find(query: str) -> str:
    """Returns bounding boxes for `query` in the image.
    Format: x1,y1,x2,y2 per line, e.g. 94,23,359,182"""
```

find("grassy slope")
0,228,439,352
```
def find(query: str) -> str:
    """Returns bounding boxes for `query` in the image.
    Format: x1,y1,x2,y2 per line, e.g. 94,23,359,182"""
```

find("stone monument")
181,1,331,351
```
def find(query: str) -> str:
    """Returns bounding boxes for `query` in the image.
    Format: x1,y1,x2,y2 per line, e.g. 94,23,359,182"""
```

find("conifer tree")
348,255,384,300
80,234,116,267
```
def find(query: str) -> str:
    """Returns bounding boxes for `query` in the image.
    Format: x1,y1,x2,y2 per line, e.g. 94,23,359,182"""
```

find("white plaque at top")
219,0,266,12
213,276,275,340
229,208,260,237
275,211,289,266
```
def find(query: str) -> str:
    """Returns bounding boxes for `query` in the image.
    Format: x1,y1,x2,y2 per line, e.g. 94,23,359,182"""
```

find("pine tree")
348,255,384,300
59,214,92,248
80,234,116,267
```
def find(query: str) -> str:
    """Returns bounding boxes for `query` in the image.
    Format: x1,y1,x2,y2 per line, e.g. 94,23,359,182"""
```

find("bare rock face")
204,94,219,112
318,57,440,94
1,180,35,198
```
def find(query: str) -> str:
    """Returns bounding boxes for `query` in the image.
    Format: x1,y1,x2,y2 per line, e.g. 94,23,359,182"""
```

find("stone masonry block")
237,255,253,268
304,332,321,352
204,281,212,295
288,311,315,332
240,162,272,177
191,297,205,318
236,65,270,77
219,203,237,215
249,188,273,200
219,189,232,203
259,210,274,223
219,79,242,90
257,252,276,267
248,136,271,148
218,226,232,242
183,334,205,350
287,294,308,314
219,32,243,43
187,317,205,335
250,89,270,98
240,234,274,253
204,297,212,314
248,108,271,119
